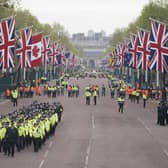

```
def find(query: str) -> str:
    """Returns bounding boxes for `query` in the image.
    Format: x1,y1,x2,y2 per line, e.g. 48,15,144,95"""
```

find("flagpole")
16,26,33,33
145,69,148,84
0,15,15,21
156,70,159,87
44,63,47,76
137,69,139,80
54,65,56,79
23,68,26,80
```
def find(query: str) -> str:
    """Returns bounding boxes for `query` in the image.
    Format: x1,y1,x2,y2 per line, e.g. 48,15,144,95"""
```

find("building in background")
71,30,110,68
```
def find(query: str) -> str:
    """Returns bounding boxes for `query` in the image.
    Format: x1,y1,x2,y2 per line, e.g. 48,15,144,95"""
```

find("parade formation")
0,1,168,168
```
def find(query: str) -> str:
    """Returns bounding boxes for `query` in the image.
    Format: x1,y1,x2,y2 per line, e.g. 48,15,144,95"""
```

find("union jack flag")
42,36,50,65
50,42,58,65
117,43,125,67
123,39,130,67
149,18,168,72
115,44,121,66
137,29,150,71
128,33,139,68
61,47,65,66
0,16,15,71
16,27,32,69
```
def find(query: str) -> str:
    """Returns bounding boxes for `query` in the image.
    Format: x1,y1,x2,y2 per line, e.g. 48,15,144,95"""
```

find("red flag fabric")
31,33,42,67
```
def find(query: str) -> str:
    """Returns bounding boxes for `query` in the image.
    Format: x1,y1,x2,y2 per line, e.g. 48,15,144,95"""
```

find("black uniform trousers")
118,103,124,113
94,96,97,105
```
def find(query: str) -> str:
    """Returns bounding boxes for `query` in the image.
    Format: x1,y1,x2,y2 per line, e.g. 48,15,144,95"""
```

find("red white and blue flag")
42,36,50,65
137,28,150,71
149,18,168,72
115,44,121,66
117,43,125,67
30,33,42,67
123,39,130,67
128,33,139,68
50,42,58,65
0,16,15,71
16,27,32,69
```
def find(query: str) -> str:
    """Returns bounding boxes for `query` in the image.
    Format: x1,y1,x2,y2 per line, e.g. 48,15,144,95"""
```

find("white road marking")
49,141,53,148
85,155,89,166
92,115,95,129
39,160,44,168
0,100,9,105
138,118,152,136
163,149,168,157
86,146,90,155
84,139,92,168
44,150,49,158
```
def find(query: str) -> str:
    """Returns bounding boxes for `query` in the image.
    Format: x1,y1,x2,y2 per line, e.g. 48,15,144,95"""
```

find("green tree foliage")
107,2,168,52
0,1,81,56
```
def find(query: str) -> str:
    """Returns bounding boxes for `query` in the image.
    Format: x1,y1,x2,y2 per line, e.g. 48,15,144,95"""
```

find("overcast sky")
21,0,149,35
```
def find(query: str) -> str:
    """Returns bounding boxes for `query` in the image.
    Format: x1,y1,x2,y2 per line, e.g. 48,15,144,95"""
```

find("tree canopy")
0,0,81,56
107,2,168,53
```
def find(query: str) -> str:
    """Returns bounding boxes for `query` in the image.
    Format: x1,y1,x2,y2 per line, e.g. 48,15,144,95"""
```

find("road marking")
49,141,53,148
86,146,90,155
0,100,9,105
163,149,168,157
39,160,44,168
84,139,92,168
85,155,89,166
92,115,95,129
138,118,152,136
44,150,49,158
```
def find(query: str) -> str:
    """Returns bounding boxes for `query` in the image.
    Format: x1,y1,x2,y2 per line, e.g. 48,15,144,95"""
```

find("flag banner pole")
145,69,148,83
149,17,168,26
23,68,26,80
129,68,132,77
156,70,159,87
137,69,139,80
0,15,15,21
35,67,38,86
136,27,150,33
54,66,56,79
45,63,47,76
16,26,33,33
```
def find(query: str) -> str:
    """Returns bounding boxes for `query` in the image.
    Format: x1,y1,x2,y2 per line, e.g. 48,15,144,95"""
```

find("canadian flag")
31,33,42,67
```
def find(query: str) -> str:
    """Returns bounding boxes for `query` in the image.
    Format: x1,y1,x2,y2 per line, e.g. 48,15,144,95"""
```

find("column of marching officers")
0,101,63,157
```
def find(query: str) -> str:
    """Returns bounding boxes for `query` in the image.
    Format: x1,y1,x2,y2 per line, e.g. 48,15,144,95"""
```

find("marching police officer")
11,88,18,107
93,89,98,105
117,96,125,113
5,122,18,157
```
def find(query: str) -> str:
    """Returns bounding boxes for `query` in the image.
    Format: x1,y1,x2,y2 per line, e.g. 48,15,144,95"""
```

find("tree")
107,2,168,53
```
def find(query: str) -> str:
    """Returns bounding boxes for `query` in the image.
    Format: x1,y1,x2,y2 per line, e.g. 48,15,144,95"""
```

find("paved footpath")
0,77,168,168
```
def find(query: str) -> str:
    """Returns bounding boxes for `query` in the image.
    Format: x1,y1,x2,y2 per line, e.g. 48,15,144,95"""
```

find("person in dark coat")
5,122,18,157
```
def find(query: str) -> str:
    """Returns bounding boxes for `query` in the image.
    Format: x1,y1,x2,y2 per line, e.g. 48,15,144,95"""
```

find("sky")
21,0,150,36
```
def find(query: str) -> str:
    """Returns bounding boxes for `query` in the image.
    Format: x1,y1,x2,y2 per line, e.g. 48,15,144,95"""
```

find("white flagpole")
45,63,47,76
145,69,148,83
137,69,139,80
129,68,132,76
23,68,26,80
156,70,159,87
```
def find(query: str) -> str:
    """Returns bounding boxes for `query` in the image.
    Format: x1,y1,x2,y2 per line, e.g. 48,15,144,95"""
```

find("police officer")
5,122,18,157
110,87,115,98
93,89,98,105
136,89,140,104
101,84,106,97
117,96,125,113
85,89,91,105
32,122,41,152
143,92,147,108
11,88,18,107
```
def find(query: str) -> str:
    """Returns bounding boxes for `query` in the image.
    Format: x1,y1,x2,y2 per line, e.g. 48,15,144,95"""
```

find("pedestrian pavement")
0,77,168,168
